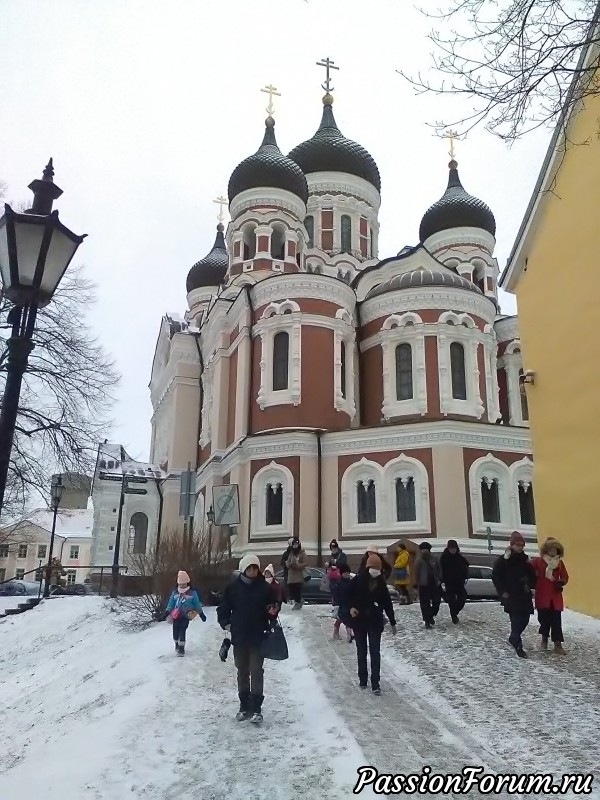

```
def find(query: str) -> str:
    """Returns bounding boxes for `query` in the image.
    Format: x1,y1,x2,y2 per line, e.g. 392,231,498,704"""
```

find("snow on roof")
27,507,95,539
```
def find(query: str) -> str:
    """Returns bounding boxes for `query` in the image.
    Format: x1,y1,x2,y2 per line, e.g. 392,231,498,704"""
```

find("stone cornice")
361,288,496,326
306,171,381,211
252,275,356,309
229,188,306,223
495,316,519,342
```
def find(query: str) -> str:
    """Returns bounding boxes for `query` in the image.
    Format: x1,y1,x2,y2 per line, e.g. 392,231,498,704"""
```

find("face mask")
368,568,381,578
265,576,273,583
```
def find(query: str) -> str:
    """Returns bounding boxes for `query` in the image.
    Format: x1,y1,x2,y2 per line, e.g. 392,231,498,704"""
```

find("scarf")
543,554,561,580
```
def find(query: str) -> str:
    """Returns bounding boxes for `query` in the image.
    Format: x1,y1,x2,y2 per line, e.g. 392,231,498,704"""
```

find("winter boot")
236,691,251,721
515,646,528,658
541,636,549,650
451,614,459,624
425,621,433,629
372,686,381,696
249,694,264,724
554,642,567,655
177,641,185,656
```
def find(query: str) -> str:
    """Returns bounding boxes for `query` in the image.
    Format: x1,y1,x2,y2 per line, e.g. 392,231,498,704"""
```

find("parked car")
275,567,330,603
50,583,91,596
0,580,41,597
465,565,497,600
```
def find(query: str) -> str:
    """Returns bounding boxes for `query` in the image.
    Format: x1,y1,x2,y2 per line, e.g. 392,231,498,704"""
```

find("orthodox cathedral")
146,68,535,565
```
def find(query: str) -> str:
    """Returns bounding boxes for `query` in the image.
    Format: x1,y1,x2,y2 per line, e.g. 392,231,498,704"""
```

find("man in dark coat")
492,531,537,658
413,542,443,629
347,554,397,695
217,554,278,723
440,539,469,624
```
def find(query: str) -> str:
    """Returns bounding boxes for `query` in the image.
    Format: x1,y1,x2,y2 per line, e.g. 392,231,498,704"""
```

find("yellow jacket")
393,550,410,586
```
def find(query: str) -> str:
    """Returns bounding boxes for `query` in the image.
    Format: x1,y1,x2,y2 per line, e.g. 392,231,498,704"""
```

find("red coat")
530,557,569,611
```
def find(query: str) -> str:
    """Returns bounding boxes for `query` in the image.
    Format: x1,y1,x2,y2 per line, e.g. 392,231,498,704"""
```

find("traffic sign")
99,473,123,482
212,484,240,526
125,476,148,484
124,487,148,496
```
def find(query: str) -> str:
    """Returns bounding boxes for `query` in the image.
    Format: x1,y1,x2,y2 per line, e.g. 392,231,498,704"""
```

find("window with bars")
18,544,28,559
519,482,536,525
395,477,416,521
304,216,314,248
481,478,501,523
341,215,352,253
272,332,290,391
450,342,467,400
340,342,347,399
395,343,413,401
37,545,47,559
265,483,283,526
357,480,377,524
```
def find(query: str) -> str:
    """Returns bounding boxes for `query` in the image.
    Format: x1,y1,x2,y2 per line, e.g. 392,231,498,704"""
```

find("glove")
199,611,207,622
390,625,397,636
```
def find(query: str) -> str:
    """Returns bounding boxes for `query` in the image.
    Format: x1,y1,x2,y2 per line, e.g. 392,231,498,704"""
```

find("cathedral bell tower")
226,86,309,282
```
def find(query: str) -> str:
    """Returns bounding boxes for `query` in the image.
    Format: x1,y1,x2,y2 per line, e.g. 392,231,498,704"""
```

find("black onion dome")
365,268,483,299
186,224,228,292
288,95,381,192
228,117,308,204
419,161,496,242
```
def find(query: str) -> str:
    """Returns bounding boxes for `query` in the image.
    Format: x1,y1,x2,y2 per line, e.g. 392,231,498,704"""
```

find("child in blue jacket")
165,570,206,656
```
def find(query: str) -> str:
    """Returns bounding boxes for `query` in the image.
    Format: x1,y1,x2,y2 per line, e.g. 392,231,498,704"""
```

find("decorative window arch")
272,332,289,391
450,342,467,399
128,512,148,555
250,461,294,539
437,316,484,418
242,223,257,260
468,454,513,534
335,308,353,326
381,313,427,419
384,454,431,533
334,328,356,417
270,223,286,260
256,311,302,409
341,458,381,534
510,458,536,527
502,340,529,427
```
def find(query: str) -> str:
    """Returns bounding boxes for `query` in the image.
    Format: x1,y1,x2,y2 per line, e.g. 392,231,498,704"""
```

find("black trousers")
445,582,467,617
419,585,441,623
537,608,564,642
354,628,382,688
288,582,303,603
508,612,530,649
172,617,189,643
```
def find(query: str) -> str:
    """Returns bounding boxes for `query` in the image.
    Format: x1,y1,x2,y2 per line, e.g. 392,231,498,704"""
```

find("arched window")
357,479,376,523
450,342,467,400
395,343,413,401
518,369,529,421
395,477,416,521
271,225,285,259
129,512,148,555
370,226,374,258
272,331,289,391
481,478,501,523
519,481,536,525
340,342,347,399
265,482,283,526
341,215,352,253
304,216,314,248
243,225,256,260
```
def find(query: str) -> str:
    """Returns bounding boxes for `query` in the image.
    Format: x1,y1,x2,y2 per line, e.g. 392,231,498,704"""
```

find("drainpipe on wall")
355,301,365,427
193,333,204,472
244,285,256,540
155,478,164,559
316,429,323,567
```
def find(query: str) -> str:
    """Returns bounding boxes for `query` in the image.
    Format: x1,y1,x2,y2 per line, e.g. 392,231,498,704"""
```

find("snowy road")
0,597,599,799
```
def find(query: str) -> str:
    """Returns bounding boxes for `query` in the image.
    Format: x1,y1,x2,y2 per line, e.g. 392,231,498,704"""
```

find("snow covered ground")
1,597,599,799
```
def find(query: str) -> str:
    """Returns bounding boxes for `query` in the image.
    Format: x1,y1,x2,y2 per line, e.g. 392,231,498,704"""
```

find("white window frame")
510,457,536,532
69,545,80,560
199,362,214,447
483,323,501,423
385,454,431,535
66,570,77,585
341,458,381,536
256,304,302,409
468,454,513,535
37,545,47,559
501,341,530,427
250,461,294,539
380,313,427,419
438,312,485,418
333,309,356,417
17,544,28,559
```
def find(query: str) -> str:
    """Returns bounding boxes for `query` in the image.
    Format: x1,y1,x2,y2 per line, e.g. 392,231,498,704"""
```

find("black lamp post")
43,474,65,598
206,504,215,566
0,161,86,517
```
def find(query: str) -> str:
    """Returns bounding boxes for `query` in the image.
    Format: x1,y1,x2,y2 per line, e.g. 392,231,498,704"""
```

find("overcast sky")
0,0,550,463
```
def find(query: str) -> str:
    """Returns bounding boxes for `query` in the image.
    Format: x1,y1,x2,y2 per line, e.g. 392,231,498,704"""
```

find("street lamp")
206,505,215,565
43,474,65,598
0,160,86,516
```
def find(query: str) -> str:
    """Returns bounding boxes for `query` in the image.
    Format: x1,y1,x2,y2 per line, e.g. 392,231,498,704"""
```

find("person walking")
217,554,279,723
165,571,206,656
414,542,442,629
492,531,537,658
347,554,397,695
280,538,294,602
285,538,307,610
440,540,469,623
333,563,354,642
326,540,347,615
530,537,569,655
393,543,412,605
263,564,284,610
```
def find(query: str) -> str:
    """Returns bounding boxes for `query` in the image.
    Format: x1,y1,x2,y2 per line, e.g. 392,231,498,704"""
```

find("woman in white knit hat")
217,554,279,723
165,570,206,656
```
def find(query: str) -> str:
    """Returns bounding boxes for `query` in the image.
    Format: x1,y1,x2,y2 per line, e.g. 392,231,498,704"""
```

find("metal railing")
0,563,128,597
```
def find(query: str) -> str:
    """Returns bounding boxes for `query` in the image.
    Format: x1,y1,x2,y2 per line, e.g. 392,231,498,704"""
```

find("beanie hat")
509,531,525,546
239,554,260,574
366,544,380,554
177,570,190,585
366,553,382,570
447,539,459,549
263,563,275,577
419,542,432,551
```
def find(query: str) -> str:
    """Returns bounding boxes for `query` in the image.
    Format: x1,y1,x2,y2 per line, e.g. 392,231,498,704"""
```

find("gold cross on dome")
317,57,339,93
213,195,227,224
261,84,281,116
443,129,459,160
